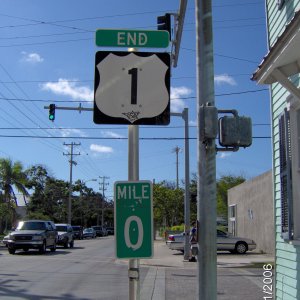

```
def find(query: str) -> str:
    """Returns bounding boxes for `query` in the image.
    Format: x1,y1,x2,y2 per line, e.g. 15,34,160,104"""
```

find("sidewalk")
137,239,274,299
140,239,274,268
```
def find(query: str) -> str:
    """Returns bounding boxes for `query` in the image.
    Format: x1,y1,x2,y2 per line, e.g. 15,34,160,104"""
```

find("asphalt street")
1,237,274,299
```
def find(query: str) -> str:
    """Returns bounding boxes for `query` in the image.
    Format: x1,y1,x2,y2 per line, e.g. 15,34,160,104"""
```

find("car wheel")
235,242,247,254
64,240,69,248
8,247,15,254
50,242,56,252
69,240,74,248
39,241,47,254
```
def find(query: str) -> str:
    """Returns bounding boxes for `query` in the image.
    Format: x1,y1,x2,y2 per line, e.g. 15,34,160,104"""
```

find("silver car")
166,229,256,254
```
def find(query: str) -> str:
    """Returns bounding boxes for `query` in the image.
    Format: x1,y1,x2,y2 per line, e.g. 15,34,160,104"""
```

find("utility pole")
99,176,109,226
195,1,217,300
172,146,181,189
63,142,81,224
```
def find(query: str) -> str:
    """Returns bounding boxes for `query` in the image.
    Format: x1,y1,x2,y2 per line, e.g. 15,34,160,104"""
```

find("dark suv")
6,220,57,254
72,225,83,240
92,226,107,237
55,223,74,248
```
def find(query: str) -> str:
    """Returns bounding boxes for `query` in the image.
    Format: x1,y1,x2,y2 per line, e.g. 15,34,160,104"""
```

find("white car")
166,229,256,254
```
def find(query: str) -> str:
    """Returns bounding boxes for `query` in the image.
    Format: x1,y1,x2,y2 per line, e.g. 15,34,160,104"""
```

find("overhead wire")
0,63,64,153
0,88,269,104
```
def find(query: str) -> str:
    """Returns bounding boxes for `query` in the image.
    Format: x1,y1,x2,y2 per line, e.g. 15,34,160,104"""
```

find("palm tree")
0,158,29,232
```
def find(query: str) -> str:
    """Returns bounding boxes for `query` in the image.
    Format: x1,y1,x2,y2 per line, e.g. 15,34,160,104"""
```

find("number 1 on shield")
128,68,138,105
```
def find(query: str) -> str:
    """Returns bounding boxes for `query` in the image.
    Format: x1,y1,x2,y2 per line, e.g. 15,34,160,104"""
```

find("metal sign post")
128,125,140,300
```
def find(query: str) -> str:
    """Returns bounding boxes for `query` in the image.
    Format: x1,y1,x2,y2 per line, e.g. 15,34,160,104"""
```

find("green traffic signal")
49,104,55,121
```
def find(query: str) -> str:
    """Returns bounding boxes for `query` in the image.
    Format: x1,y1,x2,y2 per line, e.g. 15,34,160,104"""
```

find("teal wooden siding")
266,0,300,299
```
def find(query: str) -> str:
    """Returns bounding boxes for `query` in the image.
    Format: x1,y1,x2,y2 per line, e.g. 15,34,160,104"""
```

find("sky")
0,0,270,200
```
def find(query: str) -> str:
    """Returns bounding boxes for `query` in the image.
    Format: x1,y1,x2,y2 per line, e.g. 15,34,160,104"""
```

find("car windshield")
56,226,67,232
17,221,46,231
84,229,92,232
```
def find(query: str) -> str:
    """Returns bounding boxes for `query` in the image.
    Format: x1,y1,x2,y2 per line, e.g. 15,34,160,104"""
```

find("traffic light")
157,13,171,38
49,104,55,121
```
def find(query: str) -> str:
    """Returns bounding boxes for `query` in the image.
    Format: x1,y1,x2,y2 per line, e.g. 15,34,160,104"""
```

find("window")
279,109,294,240
277,0,285,10
228,204,237,236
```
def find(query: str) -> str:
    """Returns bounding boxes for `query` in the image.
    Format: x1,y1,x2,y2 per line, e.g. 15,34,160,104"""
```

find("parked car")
5,220,58,254
106,227,114,235
55,223,74,248
2,234,9,247
72,225,83,240
92,226,107,237
83,228,96,239
166,229,256,254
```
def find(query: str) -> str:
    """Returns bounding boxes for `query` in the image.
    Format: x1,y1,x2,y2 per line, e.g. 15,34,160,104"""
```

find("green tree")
216,175,245,217
153,181,184,228
0,158,29,232
25,165,70,222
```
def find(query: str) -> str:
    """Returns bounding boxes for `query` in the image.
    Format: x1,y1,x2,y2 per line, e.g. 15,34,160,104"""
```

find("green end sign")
96,29,169,48
114,181,153,259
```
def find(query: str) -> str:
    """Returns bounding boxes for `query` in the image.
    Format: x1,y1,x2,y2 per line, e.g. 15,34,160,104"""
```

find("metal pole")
63,142,80,224
195,0,217,299
183,108,191,261
99,176,109,226
68,144,74,225
128,125,140,300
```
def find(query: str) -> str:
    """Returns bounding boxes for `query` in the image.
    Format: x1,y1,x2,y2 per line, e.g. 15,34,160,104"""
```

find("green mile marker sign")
95,29,169,48
114,181,153,259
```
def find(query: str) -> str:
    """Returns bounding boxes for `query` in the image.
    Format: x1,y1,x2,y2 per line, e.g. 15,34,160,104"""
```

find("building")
252,1,300,299
227,171,274,255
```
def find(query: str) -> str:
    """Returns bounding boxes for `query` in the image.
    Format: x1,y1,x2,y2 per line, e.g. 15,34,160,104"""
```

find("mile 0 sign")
93,51,170,125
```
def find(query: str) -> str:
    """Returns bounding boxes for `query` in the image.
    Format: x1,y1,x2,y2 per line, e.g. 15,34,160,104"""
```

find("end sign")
96,29,169,48
114,181,153,259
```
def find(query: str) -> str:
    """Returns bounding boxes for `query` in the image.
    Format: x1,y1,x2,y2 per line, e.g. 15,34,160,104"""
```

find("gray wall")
228,171,274,255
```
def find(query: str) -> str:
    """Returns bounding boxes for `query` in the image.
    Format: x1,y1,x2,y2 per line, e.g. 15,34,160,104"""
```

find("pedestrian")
189,221,197,262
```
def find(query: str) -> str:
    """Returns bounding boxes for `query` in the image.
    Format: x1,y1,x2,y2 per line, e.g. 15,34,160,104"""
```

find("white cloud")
171,86,193,113
189,120,197,126
41,78,93,101
90,144,113,153
21,51,44,63
218,152,232,159
214,74,237,86
101,131,125,139
59,128,87,138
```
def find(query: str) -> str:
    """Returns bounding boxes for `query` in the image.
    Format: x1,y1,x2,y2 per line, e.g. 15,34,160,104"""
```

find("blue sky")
0,0,270,199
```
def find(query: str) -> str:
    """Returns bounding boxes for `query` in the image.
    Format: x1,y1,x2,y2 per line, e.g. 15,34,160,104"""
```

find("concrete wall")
228,171,274,255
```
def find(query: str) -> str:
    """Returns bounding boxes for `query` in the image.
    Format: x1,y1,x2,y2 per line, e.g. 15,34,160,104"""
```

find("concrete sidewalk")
137,239,274,299
140,239,274,268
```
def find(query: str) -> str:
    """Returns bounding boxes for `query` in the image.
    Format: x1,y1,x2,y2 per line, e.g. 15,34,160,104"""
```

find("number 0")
124,215,143,251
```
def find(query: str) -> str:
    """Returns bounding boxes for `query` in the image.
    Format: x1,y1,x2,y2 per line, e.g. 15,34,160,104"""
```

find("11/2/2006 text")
263,264,273,299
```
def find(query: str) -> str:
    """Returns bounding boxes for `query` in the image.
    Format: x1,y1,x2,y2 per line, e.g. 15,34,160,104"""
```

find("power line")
0,123,271,131
0,134,272,140
0,88,269,104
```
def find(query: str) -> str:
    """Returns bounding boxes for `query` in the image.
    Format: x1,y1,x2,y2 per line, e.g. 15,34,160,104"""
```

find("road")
0,237,270,299
0,236,148,300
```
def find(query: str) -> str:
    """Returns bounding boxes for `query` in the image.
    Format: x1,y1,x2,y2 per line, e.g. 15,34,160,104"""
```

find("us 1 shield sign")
93,51,170,125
